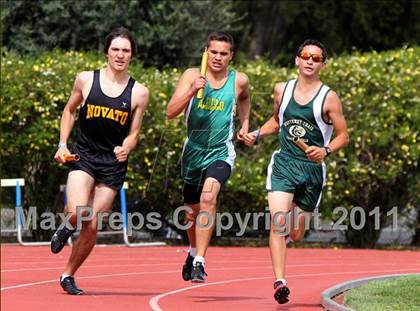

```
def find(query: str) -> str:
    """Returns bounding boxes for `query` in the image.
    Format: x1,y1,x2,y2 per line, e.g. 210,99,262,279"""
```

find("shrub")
1,47,418,245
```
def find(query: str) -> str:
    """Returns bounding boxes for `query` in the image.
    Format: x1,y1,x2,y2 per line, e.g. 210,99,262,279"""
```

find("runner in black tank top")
51,27,149,296
70,70,136,188
70,70,135,189
77,69,134,158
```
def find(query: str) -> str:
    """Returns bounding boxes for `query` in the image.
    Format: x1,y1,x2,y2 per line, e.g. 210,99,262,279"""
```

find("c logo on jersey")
289,125,306,137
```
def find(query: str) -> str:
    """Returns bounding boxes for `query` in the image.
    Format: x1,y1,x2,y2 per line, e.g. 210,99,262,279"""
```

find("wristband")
254,129,261,144
58,143,67,149
324,146,332,157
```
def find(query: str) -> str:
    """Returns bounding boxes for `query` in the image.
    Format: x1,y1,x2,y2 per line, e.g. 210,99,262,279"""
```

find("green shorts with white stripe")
266,150,325,212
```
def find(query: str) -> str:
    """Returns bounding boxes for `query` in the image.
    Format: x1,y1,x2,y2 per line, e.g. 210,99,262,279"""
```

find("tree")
1,0,245,67
238,0,420,65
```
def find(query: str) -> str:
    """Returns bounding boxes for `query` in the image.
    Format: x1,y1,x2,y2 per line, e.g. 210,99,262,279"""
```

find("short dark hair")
297,39,327,62
103,27,137,57
206,31,234,52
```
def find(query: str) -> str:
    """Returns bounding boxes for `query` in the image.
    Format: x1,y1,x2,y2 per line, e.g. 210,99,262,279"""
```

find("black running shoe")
285,234,292,245
51,227,74,254
191,262,207,283
60,276,84,295
182,253,194,281
273,280,290,304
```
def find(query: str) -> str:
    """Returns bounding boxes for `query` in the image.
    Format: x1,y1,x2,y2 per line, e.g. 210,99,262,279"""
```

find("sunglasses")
299,52,324,63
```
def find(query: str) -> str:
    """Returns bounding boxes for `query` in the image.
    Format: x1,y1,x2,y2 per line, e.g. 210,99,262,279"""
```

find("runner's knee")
200,191,217,209
271,213,290,234
81,218,98,235
184,209,198,222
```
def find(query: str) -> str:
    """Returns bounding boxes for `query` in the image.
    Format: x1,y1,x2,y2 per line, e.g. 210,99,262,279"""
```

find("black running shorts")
69,144,127,190
182,160,231,205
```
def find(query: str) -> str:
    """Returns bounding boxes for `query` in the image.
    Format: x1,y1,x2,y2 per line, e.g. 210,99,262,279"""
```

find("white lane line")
1,258,175,265
2,262,419,273
1,263,181,273
149,276,272,311
1,258,270,272
148,268,420,311
1,269,179,291
0,266,278,291
2,263,419,292
0,260,272,273
1,265,315,290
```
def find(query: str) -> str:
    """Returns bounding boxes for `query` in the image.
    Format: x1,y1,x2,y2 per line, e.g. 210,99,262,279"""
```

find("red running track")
2,245,420,311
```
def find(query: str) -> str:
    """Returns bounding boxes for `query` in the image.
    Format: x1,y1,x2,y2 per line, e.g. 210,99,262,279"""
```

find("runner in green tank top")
182,68,237,184
167,32,251,283
245,40,349,304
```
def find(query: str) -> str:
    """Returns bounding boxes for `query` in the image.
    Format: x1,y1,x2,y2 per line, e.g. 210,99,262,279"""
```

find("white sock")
61,273,71,281
189,247,197,257
193,256,205,267
275,278,287,285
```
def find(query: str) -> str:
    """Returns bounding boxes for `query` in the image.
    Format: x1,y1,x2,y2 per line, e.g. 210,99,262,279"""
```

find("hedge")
1,47,418,246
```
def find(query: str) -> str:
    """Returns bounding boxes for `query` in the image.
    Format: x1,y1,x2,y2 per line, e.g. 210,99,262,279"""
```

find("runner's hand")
54,146,70,164
244,131,259,146
114,146,129,162
306,146,326,162
236,128,247,141
192,76,206,94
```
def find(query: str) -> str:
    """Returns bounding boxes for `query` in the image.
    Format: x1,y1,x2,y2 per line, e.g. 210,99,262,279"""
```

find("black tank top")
75,70,135,158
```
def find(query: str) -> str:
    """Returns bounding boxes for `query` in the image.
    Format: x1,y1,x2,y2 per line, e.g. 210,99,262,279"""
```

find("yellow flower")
400,144,409,152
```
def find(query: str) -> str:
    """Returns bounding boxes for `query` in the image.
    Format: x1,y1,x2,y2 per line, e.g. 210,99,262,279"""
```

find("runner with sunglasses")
244,39,349,304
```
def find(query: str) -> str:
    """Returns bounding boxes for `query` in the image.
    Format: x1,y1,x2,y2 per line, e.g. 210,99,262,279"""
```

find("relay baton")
64,154,80,162
196,51,208,100
292,137,322,164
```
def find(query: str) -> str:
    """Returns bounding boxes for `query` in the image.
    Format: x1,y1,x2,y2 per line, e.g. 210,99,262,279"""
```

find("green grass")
345,275,420,311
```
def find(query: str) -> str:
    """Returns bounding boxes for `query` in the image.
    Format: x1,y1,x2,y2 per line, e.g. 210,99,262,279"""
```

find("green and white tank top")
278,79,333,161
183,69,236,165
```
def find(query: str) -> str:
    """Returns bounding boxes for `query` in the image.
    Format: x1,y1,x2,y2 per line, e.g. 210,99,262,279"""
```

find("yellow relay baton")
196,51,208,100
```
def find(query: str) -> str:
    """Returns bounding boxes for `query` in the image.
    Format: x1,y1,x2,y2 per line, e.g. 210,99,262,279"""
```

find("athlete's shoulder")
76,70,93,84
274,81,287,97
235,71,249,87
175,68,200,85
72,70,94,92
278,78,297,90
325,88,340,102
132,81,149,103
133,80,148,91
323,88,342,112
184,67,201,77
